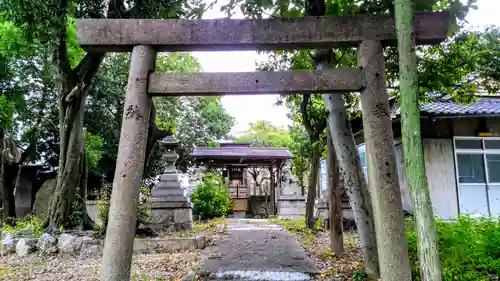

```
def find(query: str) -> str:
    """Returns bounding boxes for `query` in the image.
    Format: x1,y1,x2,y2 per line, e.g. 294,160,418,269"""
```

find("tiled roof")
192,147,293,159
420,100,500,116
392,99,500,118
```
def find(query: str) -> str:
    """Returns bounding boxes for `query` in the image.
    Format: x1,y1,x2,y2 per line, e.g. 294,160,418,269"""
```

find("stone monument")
145,135,193,231
277,167,306,220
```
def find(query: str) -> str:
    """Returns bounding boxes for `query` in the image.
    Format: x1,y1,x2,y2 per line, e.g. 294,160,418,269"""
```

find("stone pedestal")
315,198,329,225
144,136,193,231
277,166,306,220
277,195,306,219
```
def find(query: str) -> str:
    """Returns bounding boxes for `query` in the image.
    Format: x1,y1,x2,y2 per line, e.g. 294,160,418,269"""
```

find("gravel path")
200,218,319,280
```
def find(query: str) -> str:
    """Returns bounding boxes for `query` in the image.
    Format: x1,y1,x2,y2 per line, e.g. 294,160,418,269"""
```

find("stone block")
16,238,37,257
151,188,186,197
159,173,181,182
174,208,193,224
32,179,57,221
149,200,193,209
278,199,306,220
77,13,450,52
37,233,58,254
278,195,306,201
146,207,193,231
133,235,205,253
79,238,104,259
1,232,17,255
150,195,189,202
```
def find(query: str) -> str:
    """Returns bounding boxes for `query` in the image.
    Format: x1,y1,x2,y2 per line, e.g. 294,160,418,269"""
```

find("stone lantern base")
144,173,193,231
277,195,306,220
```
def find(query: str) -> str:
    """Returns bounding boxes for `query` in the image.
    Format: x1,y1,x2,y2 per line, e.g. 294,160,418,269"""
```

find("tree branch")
52,0,72,79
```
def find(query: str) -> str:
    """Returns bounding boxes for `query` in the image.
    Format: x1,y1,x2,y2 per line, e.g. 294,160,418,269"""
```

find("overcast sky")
191,0,500,136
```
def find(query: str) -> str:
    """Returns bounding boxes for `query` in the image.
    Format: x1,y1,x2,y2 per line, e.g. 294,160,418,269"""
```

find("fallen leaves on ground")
290,230,364,281
0,250,201,281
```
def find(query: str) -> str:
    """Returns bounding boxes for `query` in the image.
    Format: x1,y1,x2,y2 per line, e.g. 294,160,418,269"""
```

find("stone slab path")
200,218,319,281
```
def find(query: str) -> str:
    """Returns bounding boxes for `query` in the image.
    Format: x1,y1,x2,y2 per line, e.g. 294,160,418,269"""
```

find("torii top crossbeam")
75,12,449,97
76,12,448,52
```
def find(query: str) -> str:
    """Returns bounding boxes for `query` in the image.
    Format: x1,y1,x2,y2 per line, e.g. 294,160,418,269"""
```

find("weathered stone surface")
133,235,205,253
100,45,156,281
76,12,449,52
16,238,37,257
148,69,364,96
277,197,306,220
37,233,58,254
58,233,77,254
32,179,57,220
159,173,181,183
1,232,17,255
72,236,93,253
151,188,185,197
79,239,104,259
146,208,193,231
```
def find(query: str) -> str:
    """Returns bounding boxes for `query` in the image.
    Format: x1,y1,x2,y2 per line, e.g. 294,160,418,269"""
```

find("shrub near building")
191,172,231,220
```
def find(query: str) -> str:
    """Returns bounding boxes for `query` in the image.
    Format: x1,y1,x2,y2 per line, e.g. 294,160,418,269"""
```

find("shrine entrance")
75,11,449,280
192,142,293,217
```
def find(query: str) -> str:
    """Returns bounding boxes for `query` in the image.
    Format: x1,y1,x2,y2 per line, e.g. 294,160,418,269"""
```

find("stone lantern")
158,135,180,174
145,135,193,231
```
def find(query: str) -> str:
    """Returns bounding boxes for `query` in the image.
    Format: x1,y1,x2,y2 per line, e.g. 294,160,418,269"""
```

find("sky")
192,0,500,136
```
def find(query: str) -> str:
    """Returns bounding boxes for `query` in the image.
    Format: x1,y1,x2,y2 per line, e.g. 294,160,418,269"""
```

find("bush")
2,215,44,237
406,216,500,281
191,172,231,220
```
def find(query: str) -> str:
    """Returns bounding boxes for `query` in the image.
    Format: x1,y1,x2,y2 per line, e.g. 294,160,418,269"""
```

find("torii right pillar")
358,40,412,280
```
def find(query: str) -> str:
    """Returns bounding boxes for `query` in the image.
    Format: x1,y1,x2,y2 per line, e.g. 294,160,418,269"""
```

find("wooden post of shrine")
269,164,275,215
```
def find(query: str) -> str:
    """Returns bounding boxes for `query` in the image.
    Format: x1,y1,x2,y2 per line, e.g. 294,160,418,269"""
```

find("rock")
16,238,37,257
79,244,103,259
37,233,58,254
58,233,77,254
32,179,57,220
1,232,17,255
72,236,93,253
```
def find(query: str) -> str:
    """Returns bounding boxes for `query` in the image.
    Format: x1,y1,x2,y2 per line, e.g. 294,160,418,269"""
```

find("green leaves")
236,120,292,148
84,131,103,168
0,95,15,132
66,17,85,67
191,172,231,220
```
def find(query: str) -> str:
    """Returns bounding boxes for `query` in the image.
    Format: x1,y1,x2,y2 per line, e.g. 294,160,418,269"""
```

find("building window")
454,137,500,217
357,144,368,182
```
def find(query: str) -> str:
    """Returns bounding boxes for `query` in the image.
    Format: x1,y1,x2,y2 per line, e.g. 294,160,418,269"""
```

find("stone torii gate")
76,12,448,280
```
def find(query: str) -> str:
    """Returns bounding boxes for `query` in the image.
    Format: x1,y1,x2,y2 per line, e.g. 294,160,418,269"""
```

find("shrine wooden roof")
192,146,293,163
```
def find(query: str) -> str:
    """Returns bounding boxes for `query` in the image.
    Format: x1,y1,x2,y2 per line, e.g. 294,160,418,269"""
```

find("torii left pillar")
101,45,156,281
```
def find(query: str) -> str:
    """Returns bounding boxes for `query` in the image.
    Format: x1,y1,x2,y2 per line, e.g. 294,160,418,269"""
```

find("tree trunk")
395,2,442,280
300,174,305,196
46,82,89,232
305,142,320,229
0,152,17,219
358,40,412,281
327,133,344,254
101,45,156,281
322,83,379,277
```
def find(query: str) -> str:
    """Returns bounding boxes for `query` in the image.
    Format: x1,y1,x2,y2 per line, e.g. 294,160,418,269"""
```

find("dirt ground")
0,251,202,281
290,230,364,281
